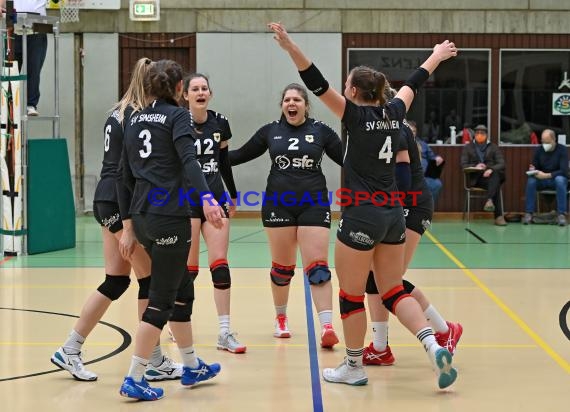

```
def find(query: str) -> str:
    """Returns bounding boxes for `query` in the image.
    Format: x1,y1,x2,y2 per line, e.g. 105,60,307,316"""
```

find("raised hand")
433,40,458,62
267,22,295,51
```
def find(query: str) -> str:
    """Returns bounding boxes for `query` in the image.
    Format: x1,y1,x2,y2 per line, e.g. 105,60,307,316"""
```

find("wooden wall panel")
119,33,196,95
343,33,568,212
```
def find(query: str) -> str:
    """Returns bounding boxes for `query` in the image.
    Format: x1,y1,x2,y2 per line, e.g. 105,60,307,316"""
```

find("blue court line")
303,275,324,412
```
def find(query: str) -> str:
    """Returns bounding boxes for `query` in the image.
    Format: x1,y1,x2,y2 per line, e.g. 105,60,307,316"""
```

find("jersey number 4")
378,136,393,163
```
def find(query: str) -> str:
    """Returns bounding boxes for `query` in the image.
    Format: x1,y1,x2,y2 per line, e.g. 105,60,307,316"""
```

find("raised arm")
268,22,346,119
395,41,458,111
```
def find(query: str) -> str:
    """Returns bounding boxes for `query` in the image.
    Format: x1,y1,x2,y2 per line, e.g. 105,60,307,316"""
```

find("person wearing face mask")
460,125,507,226
523,129,569,226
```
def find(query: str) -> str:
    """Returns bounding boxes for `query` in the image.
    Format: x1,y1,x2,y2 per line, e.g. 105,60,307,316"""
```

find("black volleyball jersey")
123,99,203,216
230,116,342,199
398,120,431,209
189,110,231,197
94,106,134,202
342,98,406,205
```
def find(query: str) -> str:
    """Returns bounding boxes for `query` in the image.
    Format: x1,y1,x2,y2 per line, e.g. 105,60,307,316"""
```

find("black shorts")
261,203,331,228
336,205,406,251
93,201,122,233
132,213,191,253
189,201,230,223
404,206,433,235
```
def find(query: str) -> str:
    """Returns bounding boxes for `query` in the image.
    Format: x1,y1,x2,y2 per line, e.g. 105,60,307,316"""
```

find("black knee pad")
142,292,175,329
365,270,379,295
97,274,130,301
382,285,411,314
305,261,331,285
270,262,295,286
137,276,151,299
403,279,415,294
339,289,365,319
187,265,199,281
210,259,231,290
170,272,195,322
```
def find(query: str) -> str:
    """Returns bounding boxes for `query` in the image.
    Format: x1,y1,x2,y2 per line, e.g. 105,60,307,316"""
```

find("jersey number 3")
378,136,393,163
138,129,152,158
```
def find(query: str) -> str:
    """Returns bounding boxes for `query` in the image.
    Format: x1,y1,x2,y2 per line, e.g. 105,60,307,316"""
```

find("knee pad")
170,272,195,322
97,274,130,301
403,279,415,294
210,259,231,290
187,265,199,281
339,289,365,319
305,261,331,285
137,276,151,299
270,262,295,286
142,292,175,329
365,270,379,295
382,285,411,314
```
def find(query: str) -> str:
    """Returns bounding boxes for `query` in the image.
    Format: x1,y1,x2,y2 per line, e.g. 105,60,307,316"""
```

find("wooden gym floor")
0,217,569,411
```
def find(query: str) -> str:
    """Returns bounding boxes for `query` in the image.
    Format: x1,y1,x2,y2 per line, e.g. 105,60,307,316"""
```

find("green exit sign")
129,0,160,21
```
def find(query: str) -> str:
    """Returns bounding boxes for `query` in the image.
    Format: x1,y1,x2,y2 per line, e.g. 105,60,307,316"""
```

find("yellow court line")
425,230,570,374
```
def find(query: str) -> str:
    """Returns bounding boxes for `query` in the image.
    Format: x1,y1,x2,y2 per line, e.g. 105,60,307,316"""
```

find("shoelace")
277,316,287,329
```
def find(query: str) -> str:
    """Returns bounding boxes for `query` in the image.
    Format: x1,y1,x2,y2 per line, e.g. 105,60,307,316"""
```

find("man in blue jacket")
523,129,569,226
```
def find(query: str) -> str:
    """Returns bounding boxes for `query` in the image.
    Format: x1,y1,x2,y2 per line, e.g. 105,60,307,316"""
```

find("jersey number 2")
138,129,152,158
378,136,393,163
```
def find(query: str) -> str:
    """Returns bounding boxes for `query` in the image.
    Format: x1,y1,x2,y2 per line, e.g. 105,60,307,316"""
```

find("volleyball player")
269,22,459,388
117,59,224,401
182,73,246,353
230,83,342,348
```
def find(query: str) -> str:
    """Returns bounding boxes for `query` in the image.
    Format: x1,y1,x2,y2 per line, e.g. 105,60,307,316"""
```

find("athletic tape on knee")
270,262,295,286
403,279,415,294
382,285,411,314
304,260,331,285
97,274,130,301
137,276,151,299
365,270,379,295
187,265,199,281
210,259,231,290
339,289,365,319
143,293,175,329
170,272,195,322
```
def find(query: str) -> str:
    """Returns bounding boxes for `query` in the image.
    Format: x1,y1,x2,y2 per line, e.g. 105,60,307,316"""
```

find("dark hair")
144,59,184,105
407,120,417,129
280,83,310,118
349,65,386,104
183,73,211,93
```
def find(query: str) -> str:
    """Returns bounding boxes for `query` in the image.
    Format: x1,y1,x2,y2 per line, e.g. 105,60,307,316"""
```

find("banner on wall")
552,93,570,116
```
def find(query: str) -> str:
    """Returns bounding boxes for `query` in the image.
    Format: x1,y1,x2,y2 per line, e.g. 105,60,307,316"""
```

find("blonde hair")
112,57,153,123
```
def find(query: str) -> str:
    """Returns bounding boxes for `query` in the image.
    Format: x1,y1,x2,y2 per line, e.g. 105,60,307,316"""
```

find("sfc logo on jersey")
275,155,291,169
305,134,314,143
213,132,221,143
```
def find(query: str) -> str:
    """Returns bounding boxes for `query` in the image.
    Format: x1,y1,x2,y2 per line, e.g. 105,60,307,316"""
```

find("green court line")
424,230,570,374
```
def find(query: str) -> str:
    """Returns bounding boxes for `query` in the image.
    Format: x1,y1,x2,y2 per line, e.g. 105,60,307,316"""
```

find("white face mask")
542,143,553,152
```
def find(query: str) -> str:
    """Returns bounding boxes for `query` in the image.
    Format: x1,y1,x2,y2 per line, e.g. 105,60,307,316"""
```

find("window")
500,50,570,145
347,49,490,144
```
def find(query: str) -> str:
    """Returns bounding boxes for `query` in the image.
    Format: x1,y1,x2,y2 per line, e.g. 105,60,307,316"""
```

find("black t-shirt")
188,110,231,199
230,116,342,201
123,100,202,216
341,98,406,206
94,106,133,202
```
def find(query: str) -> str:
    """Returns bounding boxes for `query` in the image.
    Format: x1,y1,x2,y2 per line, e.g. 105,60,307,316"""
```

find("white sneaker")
429,347,458,389
50,347,98,381
144,355,183,381
274,314,291,338
27,106,39,116
322,358,368,386
217,331,247,353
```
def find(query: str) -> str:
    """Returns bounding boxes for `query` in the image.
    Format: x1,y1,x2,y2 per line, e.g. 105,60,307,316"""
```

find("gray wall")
197,33,342,211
